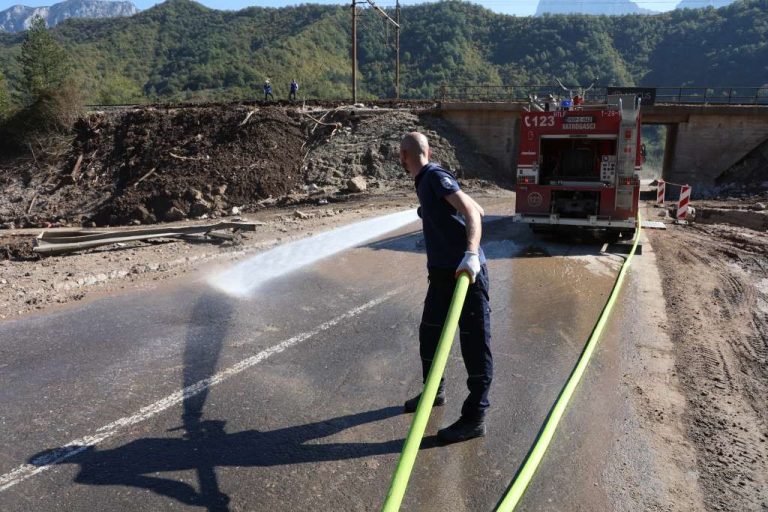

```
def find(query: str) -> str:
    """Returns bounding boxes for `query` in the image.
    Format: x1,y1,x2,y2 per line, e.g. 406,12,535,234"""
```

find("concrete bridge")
436,102,768,194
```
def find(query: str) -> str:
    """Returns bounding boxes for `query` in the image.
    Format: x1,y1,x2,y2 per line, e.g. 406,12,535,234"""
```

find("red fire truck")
514,94,642,236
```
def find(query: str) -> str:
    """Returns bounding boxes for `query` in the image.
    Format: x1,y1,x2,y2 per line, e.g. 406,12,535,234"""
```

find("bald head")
400,132,431,177
401,132,430,157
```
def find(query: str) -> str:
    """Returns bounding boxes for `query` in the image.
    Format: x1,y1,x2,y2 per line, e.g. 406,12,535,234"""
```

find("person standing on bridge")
289,79,299,101
399,132,493,444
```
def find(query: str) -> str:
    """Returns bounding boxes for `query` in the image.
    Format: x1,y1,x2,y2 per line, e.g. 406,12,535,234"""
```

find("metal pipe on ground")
33,221,261,256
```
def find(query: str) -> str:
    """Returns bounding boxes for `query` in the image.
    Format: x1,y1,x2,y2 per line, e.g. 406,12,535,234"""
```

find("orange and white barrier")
677,184,691,220
656,180,665,206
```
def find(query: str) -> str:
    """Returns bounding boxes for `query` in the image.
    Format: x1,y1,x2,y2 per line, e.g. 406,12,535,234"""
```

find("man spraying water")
399,132,493,444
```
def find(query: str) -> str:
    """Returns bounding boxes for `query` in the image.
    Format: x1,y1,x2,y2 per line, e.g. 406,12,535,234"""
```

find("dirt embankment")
694,197,768,232
303,109,500,190
0,104,501,236
0,106,307,229
649,215,768,511
714,137,768,197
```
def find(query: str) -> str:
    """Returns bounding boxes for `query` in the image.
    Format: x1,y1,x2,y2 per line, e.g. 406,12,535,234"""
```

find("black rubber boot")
437,415,486,444
403,388,446,413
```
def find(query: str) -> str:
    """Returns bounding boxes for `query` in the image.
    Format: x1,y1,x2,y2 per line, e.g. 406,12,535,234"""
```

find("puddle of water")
207,209,418,297
565,254,623,278
484,239,520,259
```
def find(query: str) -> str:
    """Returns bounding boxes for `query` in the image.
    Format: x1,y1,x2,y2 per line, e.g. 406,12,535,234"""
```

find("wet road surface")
0,212,632,511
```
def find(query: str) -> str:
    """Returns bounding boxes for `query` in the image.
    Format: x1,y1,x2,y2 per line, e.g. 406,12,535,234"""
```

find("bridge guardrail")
437,85,768,106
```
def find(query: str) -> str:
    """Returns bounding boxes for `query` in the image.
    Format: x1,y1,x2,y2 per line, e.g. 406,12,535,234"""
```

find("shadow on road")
27,291,438,509
29,407,416,509
177,291,234,511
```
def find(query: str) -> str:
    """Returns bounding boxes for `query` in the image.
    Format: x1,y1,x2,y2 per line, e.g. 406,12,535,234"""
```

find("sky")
0,0,689,16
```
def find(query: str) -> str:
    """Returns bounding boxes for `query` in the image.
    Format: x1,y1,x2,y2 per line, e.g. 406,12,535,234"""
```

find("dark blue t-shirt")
415,163,486,270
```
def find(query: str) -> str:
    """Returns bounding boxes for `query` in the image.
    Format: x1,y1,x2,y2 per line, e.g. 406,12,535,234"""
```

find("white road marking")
0,289,401,492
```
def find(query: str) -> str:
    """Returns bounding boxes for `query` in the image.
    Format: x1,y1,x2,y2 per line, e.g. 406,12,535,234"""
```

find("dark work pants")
289,91,297,101
419,265,493,419
265,92,274,101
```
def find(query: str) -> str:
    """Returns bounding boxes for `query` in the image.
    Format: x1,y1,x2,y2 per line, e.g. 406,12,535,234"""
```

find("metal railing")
437,85,768,105
654,86,768,105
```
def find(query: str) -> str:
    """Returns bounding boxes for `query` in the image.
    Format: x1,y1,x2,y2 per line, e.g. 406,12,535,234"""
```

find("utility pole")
352,0,357,104
396,0,400,99
352,0,399,103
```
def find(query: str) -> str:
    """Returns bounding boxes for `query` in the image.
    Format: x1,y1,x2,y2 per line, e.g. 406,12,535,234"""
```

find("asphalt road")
0,213,632,511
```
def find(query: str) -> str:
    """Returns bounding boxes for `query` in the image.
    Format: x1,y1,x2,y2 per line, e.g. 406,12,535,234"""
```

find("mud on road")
0,188,511,321
649,216,768,511
0,196,410,320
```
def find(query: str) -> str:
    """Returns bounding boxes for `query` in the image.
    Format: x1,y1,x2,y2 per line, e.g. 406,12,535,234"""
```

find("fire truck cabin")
514,94,642,232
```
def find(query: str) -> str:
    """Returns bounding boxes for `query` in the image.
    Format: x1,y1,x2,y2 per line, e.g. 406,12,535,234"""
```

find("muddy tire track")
649,221,768,511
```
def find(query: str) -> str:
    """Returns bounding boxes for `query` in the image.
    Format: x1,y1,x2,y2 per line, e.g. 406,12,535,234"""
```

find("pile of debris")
693,197,768,231
0,235,38,260
80,106,307,225
302,109,499,192
0,103,506,244
0,105,307,229
712,137,768,197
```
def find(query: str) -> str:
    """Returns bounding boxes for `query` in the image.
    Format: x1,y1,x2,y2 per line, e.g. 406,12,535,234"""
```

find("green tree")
0,70,10,118
17,16,70,104
97,74,143,104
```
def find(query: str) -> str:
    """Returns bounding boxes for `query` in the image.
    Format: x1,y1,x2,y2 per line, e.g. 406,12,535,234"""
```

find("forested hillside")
0,0,766,103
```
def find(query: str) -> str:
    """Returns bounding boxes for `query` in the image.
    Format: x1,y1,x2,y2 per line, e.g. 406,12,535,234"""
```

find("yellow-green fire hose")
495,214,642,511
382,272,471,512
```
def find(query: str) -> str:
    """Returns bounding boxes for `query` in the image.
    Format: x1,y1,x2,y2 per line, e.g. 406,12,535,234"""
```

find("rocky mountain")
535,0,658,15
676,0,735,8
0,0,137,32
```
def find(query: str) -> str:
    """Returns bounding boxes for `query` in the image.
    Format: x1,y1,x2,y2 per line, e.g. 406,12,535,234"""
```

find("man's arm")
445,190,482,253
467,195,485,218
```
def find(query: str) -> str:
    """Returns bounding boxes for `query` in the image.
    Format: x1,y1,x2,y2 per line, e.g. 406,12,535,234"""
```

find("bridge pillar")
436,103,522,181
663,113,768,193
